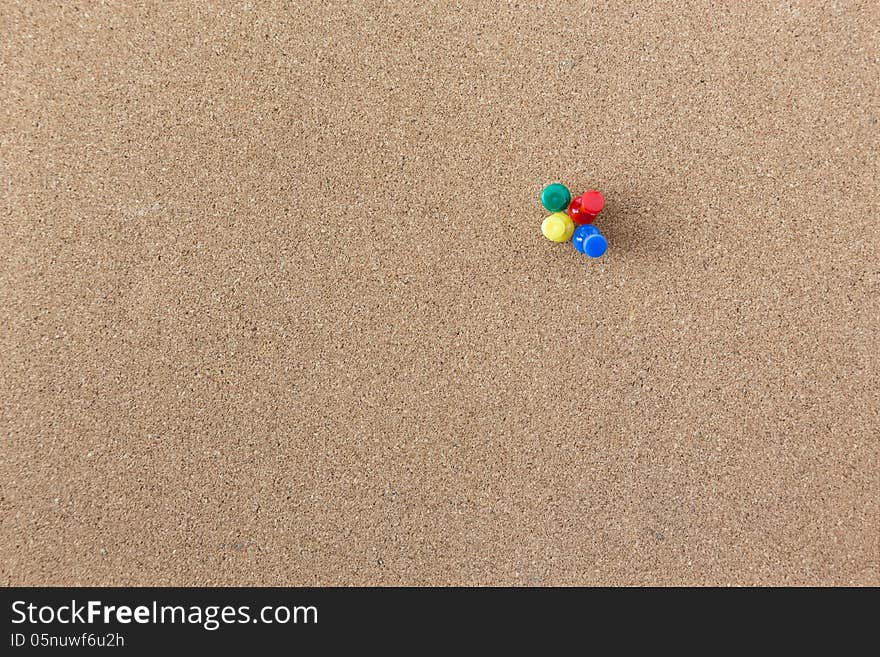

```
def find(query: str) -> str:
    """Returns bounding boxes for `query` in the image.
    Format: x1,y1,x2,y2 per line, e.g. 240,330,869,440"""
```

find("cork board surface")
2,1,878,586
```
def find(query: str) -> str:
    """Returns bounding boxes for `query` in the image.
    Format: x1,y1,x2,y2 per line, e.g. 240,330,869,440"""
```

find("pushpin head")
541,183,572,213
583,233,608,257
541,212,575,243
570,190,605,224
573,224,608,258
580,190,605,215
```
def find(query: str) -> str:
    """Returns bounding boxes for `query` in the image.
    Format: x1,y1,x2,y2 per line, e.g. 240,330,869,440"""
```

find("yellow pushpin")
541,212,574,243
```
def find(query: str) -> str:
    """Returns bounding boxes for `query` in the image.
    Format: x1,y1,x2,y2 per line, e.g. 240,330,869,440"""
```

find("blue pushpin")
572,224,608,258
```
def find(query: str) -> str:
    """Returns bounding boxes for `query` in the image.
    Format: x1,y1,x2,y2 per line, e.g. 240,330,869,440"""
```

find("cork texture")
2,1,878,586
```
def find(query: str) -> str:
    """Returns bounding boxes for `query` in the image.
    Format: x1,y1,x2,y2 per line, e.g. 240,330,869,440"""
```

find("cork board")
2,1,878,586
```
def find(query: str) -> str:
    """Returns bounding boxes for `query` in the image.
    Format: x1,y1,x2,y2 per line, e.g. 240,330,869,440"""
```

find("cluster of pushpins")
540,183,608,258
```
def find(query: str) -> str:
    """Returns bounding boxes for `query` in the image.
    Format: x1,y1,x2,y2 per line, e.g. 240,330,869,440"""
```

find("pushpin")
572,224,608,258
541,183,571,213
569,190,605,225
541,211,575,243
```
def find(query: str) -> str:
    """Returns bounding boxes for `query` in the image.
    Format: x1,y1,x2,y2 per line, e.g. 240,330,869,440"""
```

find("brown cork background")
2,1,878,586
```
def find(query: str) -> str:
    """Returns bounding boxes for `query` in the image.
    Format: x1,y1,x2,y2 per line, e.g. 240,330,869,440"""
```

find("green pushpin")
541,183,571,213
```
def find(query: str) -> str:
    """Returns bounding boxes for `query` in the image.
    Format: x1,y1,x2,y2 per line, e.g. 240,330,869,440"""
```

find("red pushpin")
569,190,605,225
